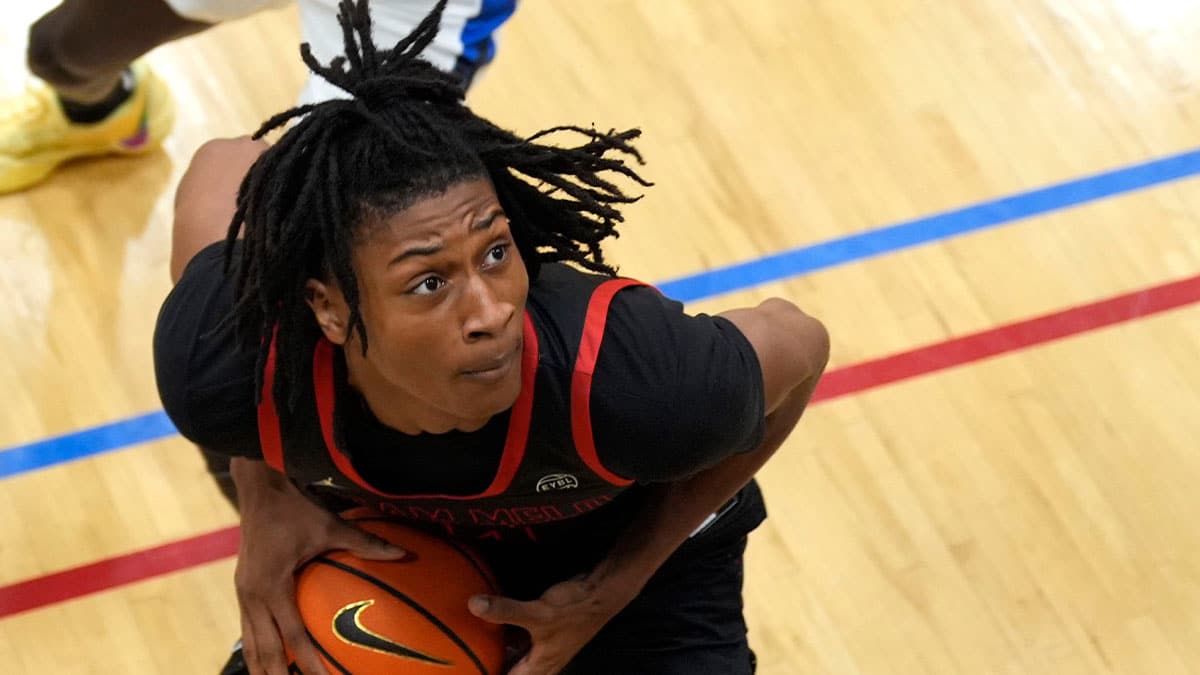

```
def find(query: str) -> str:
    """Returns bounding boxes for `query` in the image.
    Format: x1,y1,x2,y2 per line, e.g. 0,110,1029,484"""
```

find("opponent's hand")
468,574,636,675
230,457,406,675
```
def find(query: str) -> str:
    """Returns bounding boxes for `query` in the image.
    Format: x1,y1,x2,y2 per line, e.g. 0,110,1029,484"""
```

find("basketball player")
0,0,514,194
154,2,830,673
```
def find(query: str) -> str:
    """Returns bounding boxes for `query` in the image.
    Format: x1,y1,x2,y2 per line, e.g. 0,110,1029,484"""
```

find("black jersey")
257,272,648,535
155,242,768,594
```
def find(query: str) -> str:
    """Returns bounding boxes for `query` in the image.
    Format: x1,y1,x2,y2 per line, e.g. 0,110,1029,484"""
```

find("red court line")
0,527,238,618
2,274,1198,619
812,274,1200,403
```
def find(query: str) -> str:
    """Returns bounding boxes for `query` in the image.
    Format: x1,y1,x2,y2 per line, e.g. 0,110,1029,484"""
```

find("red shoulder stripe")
571,278,644,487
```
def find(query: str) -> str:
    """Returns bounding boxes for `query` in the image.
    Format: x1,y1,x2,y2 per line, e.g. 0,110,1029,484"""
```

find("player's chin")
454,364,523,416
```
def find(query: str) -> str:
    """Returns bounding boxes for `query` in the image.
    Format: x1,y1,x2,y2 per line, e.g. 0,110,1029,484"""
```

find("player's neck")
345,362,492,436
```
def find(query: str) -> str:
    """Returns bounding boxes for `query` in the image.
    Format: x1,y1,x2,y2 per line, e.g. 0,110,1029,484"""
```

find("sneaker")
0,60,173,194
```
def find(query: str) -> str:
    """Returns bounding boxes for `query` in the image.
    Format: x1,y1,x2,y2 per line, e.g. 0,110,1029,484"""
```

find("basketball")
289,511,505,674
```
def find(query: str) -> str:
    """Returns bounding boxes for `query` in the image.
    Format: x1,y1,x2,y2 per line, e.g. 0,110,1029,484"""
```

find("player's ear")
306,278,351,345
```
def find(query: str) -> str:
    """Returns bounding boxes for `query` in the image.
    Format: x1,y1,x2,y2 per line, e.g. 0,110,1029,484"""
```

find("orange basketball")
289,511,504,674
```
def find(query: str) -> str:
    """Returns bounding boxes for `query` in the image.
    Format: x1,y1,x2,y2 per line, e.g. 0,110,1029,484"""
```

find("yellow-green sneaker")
0,61,174,194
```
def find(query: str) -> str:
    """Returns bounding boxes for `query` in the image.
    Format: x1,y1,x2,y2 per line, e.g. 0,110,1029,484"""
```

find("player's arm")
470,297,829,674
595,298,828,571
229,457,406,675
157,137,404,675
170,135,268,281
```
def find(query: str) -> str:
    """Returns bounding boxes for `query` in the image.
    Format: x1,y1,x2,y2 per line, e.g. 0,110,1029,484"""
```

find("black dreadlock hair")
226,0,650,412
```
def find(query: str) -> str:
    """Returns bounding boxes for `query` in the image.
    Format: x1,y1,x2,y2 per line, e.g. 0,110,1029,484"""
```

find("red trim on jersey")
571,278,643,487
491,313,538,496
309,312,539,500
257,332,286,473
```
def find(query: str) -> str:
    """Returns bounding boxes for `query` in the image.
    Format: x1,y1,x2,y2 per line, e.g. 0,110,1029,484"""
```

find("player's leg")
0,0,284,193
1,0,204,192
27,0,210,104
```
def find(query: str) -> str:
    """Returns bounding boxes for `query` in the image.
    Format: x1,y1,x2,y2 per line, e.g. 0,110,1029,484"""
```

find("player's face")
309,177,530,431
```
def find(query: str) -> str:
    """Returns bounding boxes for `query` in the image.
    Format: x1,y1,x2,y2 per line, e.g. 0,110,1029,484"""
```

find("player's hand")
230,457,406,675
468,573,636,675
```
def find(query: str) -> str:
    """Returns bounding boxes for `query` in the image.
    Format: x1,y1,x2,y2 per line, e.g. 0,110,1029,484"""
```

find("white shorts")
164,0,514,103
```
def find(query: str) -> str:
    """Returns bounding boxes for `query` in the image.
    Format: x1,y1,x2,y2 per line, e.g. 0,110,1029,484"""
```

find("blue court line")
3,147,1200,480
659,148,1200,302
0,411,177,479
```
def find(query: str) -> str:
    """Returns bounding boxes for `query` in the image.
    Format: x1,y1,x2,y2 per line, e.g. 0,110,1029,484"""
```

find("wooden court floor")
2,0,1199,673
